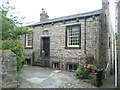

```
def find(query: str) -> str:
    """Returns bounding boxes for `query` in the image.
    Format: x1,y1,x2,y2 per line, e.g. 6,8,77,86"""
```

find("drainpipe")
115,33,118,87
84,18,86,54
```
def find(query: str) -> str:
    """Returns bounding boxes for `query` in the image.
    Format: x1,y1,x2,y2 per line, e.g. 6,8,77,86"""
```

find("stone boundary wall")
2,50,19,88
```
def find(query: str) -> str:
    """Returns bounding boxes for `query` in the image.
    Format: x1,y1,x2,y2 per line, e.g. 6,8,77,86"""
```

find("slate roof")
29,9,102,26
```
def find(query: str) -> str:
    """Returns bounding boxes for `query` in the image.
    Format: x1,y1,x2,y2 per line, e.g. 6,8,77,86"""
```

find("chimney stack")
102,0,109,10
40,8,49,22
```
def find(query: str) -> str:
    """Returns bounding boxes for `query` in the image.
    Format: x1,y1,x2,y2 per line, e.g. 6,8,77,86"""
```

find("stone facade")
22,0,113,77
2,50,19,88
99,0,112,77
99,0,115,78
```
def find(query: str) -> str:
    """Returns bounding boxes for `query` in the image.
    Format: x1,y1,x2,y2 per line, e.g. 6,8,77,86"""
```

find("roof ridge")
49,9,102,21
30,9,102,26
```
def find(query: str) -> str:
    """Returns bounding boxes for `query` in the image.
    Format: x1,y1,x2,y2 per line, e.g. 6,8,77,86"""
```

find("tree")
1,0,32,74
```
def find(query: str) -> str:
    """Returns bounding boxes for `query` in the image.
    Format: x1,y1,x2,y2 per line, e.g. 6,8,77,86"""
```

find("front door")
42,37,50,57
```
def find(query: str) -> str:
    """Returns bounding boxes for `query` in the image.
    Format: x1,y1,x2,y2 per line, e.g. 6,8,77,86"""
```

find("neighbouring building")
22,0,113,77
116,0,120,86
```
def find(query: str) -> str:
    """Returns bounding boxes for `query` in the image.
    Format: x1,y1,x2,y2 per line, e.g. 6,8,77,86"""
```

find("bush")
2,39,24,74
75,64,97,79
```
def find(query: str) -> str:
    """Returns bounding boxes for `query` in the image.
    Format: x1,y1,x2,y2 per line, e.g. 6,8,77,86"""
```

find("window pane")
67,25,80,46
26,34,33,47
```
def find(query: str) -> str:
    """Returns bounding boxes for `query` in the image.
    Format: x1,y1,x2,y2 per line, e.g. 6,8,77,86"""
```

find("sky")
1,0,116,31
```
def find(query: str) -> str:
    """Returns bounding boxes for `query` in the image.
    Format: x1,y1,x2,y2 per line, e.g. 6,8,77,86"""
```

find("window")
25,34,33,48
109,37,111,48
65,24,81,49
25,58,31,65
67,64,78,71
53,62,59,69
105,14,107,27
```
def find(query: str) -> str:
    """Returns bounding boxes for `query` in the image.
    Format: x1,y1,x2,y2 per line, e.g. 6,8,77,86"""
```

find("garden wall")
2,50,19,88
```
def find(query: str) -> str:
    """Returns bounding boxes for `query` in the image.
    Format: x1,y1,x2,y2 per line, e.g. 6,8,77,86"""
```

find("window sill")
25,47,33,49
65,46,81,49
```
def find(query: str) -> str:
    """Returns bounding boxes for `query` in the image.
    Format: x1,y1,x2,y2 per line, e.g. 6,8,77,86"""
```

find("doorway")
42,37,50,57
41,37,50,67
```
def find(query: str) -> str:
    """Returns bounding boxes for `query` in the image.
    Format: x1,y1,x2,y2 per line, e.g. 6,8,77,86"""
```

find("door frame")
40,36,50,57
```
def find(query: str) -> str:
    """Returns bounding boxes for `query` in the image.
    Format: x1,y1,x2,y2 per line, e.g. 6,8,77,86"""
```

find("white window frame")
25,34,33,48
66,25,80,47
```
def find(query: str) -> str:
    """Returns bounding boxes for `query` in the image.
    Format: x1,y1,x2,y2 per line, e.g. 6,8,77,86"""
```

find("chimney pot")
40,8,49,22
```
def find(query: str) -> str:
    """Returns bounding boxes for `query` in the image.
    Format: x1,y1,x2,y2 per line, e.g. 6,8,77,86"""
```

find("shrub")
75,64,97,79
2,39,24,74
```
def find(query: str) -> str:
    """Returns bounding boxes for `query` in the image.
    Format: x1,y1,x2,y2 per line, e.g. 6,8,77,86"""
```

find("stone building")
116,0,120,86
22,0,113,76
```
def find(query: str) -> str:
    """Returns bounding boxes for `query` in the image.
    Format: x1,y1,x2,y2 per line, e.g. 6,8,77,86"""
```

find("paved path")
19,65,96,88
99,75,115,88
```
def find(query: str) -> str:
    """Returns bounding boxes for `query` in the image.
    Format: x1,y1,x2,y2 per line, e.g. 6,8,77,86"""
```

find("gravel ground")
59,80,96,88
19,78,96,88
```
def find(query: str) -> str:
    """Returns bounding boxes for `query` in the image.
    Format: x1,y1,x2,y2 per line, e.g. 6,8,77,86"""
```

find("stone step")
36,60,42,63
35,63,43,66
35,59,43,66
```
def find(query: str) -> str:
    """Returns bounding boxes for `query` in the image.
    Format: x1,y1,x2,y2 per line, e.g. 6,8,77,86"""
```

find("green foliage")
2,39,24,74
75,64,97,79
11,41,24,74
1,10,32,40
1,1,33,74
90,64,97,70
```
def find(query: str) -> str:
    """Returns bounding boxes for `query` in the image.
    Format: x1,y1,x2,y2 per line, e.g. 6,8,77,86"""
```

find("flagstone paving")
18,65,96,88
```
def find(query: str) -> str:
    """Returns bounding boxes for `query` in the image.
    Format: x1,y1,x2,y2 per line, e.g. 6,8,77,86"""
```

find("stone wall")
33,17,99,58
98,0,113,78
29,16,101,70
85,17,100,64
99,12,108,69
2,50,19,88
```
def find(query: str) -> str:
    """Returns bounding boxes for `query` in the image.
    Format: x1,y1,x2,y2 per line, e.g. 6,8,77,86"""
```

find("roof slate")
29,9,102,26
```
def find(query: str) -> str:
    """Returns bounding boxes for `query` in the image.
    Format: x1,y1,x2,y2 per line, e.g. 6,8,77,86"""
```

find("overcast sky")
1,0,116,30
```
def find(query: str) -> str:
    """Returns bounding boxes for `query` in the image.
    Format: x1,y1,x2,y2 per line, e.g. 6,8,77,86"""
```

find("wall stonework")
23,16,102,70
2,50,19,88
85,17,100,63
22,1,113,78
98,1,112,79
33,20,85,69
